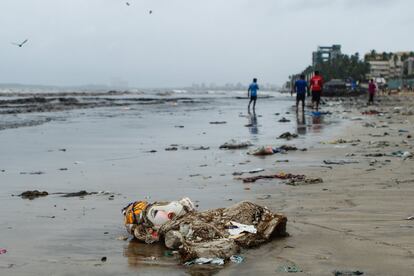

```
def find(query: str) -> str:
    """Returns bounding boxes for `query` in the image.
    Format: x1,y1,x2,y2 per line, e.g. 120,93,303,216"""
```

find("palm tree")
393,54,398,66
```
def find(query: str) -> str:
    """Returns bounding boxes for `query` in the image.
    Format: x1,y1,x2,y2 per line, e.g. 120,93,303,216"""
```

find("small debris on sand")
220,139,252,149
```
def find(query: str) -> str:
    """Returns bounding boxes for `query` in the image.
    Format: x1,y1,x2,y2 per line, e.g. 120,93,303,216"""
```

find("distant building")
312,45,342,67
365,51,414,80
404,57,414,76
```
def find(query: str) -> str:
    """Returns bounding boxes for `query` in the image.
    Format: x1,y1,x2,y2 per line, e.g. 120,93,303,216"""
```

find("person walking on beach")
248,78,259,113
310,71,324,111
368,79,377,105
294,74,308,113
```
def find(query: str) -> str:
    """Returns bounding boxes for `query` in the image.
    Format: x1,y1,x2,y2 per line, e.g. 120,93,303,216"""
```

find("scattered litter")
227,221,257,236
185,257,225,266
276,264,302,273
0,248,7,255
230,255,244,264
257,194,271,200
60,190,94,197
117,235,129,241
174,125,184,128
365,153,385,157
193,146,210,151
333,270,364,276
20,171,45,175
248,145,305,156
323,160,359,165
278,132,298,140
232,168,265,176
237,172,322,185
362,110,380,115
392,151,412,159
275,160,289,163
165,147,178,151
405,216,414,220
278,117,290,123
398,129,409,133
220,139,252,149
249,168,265,174
210,121,227,125
249,146,274,155
321,139,360,145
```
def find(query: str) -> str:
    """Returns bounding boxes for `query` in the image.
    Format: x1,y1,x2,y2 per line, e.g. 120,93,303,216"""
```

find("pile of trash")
219,139,252,150
122,198,287,263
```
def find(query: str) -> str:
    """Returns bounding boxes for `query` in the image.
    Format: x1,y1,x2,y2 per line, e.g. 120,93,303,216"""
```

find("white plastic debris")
228,221,257,236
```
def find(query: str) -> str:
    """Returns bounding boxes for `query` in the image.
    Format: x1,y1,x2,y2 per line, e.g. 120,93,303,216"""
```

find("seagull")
12,39,28,48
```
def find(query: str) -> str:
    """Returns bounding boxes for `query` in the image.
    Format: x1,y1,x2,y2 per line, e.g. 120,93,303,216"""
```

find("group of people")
247,71,377,113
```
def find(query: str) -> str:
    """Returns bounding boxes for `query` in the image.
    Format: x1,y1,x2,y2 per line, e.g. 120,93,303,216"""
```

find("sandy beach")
0,91,413,275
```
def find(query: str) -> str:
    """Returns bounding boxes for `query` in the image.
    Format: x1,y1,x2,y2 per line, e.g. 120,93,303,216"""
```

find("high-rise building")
312,45,342,66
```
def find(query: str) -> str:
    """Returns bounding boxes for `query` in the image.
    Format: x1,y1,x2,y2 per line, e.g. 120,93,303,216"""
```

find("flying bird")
12,39,28,48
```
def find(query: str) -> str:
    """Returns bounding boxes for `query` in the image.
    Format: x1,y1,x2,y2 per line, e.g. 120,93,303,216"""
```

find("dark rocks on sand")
19,190,49,199
61,190,93,197
278,132,298,140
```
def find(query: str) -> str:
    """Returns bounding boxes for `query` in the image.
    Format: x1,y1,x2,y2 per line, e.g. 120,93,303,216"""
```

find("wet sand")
0,91,413,275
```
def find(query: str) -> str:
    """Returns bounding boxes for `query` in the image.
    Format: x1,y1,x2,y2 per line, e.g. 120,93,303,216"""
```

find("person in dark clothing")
368,79,377,105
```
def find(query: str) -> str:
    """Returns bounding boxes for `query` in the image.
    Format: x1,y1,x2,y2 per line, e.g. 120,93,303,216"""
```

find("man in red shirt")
310,71,324,111
368,79,376,105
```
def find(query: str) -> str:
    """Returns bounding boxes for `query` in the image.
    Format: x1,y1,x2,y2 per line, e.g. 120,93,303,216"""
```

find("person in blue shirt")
294,74,308,113
248,78,259,113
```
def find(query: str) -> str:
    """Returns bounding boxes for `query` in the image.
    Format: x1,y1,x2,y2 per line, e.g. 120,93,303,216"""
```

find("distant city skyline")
1,0,414,87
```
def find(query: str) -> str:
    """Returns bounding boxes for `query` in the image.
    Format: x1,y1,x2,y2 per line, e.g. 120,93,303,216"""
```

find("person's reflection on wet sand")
311,114,323,132
247,111,258,135
296,112,307,135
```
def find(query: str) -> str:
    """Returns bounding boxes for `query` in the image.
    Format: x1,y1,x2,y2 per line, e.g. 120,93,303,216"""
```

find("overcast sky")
0,0,413,88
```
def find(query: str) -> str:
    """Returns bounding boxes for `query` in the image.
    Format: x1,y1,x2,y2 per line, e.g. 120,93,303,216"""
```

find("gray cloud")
0,0,413,88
